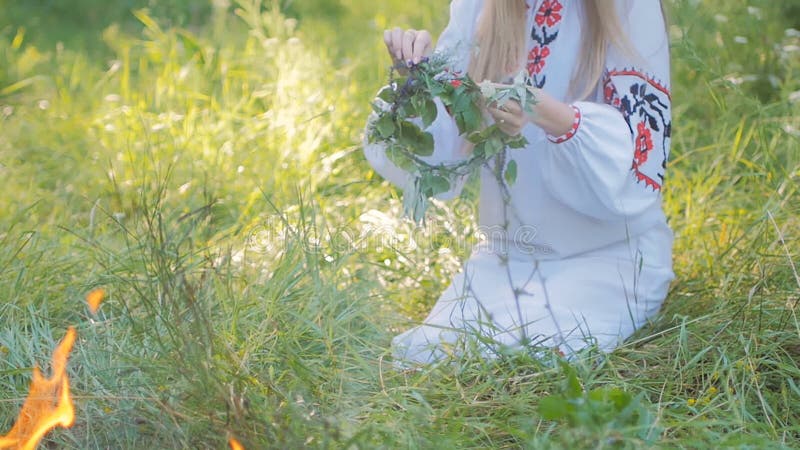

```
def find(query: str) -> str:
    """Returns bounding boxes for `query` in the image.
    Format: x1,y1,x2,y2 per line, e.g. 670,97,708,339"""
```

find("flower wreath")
366,54,539,222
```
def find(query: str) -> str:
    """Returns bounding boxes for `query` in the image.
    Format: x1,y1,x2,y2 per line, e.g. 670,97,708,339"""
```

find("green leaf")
403,177,428,223
410,91,423,110
466,131,483,144
405,98,419,118
602,387,633,411
506,135,528,149
386,145,415,171
417,132,434,156
538,395,570,421
504,159,517,185
566,370,583,400
377,85,395,103
421,99,438,128
473,142,486,157
422,174,451,196
556,360,583,399
454,113,466,134
453,90,472,112
429,82,447,98
476,125,496,140
485,135,504,156
462,103,483,131
396,104,410,117
398,120,419,138
375,114,396,139
398,121,434,156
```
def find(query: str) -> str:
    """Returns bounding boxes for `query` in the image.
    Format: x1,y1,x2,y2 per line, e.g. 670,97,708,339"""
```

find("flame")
0,327,77,450
86,288,105,314
228,437,245,450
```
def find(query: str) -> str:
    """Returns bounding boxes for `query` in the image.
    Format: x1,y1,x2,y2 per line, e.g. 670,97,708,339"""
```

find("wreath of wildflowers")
366,52,539,222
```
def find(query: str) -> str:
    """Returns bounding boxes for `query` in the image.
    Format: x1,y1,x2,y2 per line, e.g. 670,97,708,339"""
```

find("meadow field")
1,0,799,448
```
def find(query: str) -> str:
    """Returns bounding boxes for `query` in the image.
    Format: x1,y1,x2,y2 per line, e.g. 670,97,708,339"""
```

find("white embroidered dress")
364,0,674,364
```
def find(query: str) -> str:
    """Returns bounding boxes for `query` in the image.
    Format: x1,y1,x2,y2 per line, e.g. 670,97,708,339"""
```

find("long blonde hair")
468,0,634,100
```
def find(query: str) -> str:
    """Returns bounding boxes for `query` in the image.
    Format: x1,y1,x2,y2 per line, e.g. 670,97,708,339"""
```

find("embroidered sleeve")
603,70,671,191
603,0,672,192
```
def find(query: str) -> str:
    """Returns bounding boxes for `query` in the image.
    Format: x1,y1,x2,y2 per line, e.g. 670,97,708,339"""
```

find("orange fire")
86,288,105,314
229,437,245,450
0,327,77,450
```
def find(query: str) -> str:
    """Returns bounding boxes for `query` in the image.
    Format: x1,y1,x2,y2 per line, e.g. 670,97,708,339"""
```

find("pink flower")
450,79,463,88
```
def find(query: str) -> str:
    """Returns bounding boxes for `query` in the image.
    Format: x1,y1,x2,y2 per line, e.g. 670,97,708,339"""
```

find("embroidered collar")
526,0,565,88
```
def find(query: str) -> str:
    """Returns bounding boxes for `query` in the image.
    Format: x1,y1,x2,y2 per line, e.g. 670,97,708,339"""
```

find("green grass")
1,0,799,448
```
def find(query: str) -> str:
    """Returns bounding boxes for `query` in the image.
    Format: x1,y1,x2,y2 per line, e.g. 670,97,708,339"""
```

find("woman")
364,0,674,364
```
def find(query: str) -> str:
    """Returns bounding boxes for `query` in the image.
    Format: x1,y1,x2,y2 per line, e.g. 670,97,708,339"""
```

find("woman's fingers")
488,105,525,135
489,99,523,114
384,28,433,65
390,27,405,60
488,107,517,125
402,30,417,64
411,30,432,64
502,99,523,114
488,101,523,121
383,29,393,56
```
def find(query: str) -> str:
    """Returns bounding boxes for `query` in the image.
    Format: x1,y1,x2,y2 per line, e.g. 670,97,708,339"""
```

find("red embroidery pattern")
535,0,563,27
634,122,653,166
527,46,550,75
603,76,622,108
527,0,564,88
632,121,660,189
603,69,671,191
548,105,581,144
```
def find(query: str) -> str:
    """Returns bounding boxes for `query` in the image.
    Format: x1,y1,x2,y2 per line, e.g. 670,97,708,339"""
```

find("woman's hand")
487,100,528,136
383,28,433,68
487,86,576,138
